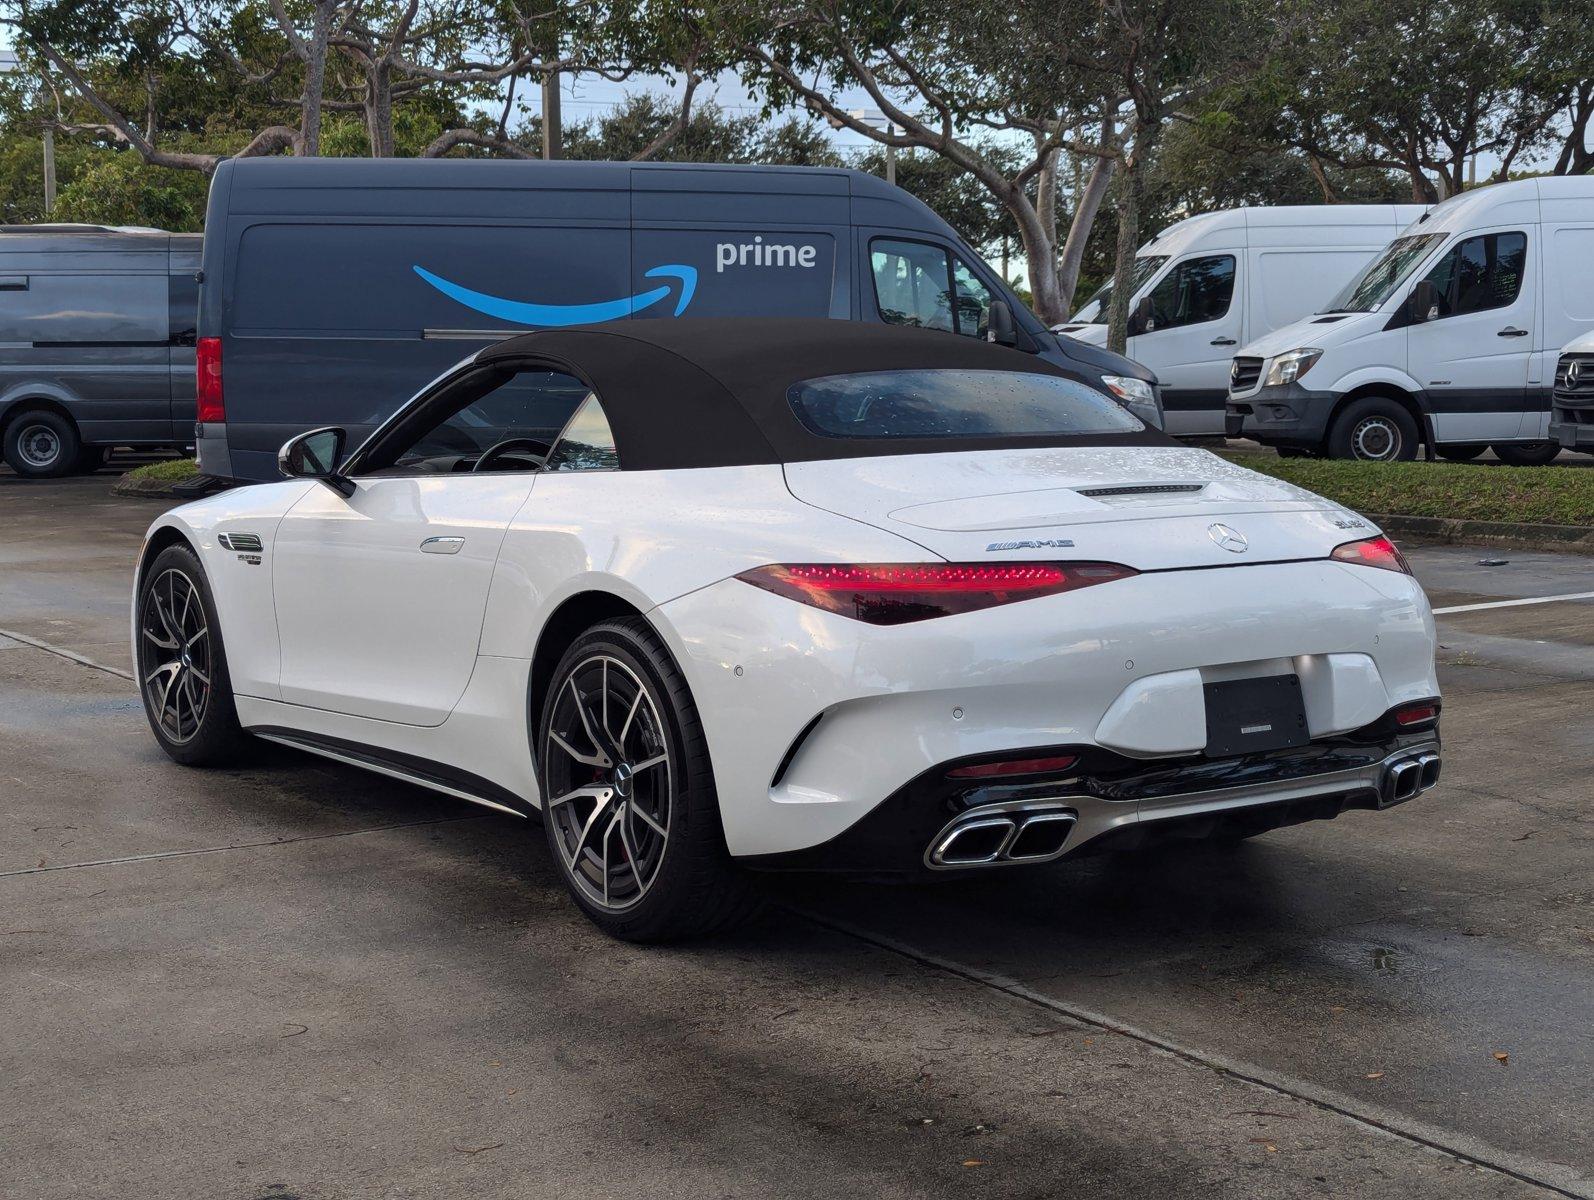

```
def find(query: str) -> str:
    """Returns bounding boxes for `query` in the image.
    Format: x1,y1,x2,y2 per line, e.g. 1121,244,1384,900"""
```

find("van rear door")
167,236,201,444
629,166,848,319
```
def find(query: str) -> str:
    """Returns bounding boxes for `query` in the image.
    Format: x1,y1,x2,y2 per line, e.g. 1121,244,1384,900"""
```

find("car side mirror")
1129,295,1155,337
278,426,354,497
986,299,1018,347
1409,279,1441,324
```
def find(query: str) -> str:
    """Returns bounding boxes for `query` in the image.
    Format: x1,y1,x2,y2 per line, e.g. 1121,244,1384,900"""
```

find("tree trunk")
1008,194,1064,325
542,70,562,160
1106,158,1141,356
366,62,395,157
301,0,335,156
1056,154,1114,313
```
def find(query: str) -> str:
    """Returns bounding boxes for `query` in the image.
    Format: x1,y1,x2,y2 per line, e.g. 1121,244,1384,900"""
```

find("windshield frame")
1068,256,1169,324
1319,232,1447,314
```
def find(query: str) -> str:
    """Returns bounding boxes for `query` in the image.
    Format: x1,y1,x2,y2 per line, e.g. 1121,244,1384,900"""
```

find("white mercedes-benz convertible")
134,320,1441,941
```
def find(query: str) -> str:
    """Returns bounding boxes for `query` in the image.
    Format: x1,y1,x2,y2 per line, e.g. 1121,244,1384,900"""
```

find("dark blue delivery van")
195,157,1159,482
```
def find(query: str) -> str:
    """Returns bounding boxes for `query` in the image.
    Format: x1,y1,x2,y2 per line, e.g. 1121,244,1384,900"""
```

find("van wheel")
3,409,81,478
1326,397,1418,462
1491,441,1560,466
1436,443,1487,462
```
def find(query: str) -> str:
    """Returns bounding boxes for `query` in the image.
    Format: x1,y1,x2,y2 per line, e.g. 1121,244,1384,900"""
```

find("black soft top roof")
475,318,1171,470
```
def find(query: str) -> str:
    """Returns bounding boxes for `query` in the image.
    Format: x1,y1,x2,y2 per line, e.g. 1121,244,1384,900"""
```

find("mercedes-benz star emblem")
1569,359,1583,387
1209,523,1249,553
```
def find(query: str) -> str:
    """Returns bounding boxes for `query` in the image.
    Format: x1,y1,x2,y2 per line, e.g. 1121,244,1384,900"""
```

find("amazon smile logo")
413,263,698,326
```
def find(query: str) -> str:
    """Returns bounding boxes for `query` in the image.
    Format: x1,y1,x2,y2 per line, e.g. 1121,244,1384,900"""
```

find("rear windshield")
788,369,1144,440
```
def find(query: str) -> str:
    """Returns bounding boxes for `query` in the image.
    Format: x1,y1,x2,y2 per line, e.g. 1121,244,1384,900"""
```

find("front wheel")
538,617,760,942
1325,397,1419,462
135,544,249,765
1491,441,1560,466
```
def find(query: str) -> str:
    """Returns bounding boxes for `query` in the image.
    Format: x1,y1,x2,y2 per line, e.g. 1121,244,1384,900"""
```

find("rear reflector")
736,562,1138,625
196,336,224,423
947,754,1079,779
1394,702,1438,727
1330,535,1411,575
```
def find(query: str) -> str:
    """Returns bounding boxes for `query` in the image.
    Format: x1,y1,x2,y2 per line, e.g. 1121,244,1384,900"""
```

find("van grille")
1230,357,1263,392
1554,354,1594,407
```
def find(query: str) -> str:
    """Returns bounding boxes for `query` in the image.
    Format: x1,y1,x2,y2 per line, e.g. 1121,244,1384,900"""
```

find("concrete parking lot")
2,472,1591,1199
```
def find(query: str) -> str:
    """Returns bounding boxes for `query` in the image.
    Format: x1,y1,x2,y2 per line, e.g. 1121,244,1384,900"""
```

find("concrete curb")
1370,513,1594,556
110,474,192,499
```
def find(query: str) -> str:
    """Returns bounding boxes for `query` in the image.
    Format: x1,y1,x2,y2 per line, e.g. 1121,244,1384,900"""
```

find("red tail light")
196,336,224,423
735,562,1137,625
947,754,1079,779
1330,535,1411,575
1394,702,1438,727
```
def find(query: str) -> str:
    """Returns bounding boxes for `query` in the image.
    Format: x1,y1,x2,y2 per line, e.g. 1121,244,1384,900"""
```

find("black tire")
1491,441,1560,466
74,445,108,473
537,616,761,942
1325,396,1419,462
3,408,81,478
1436,443,1487,462
135,544,250,766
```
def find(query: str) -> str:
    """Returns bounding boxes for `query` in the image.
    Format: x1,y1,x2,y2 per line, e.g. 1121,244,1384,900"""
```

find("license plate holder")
1204,674,1308,757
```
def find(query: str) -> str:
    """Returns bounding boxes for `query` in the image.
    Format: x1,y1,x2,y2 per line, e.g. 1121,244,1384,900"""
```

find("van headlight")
1264,349,1323,387
1101,375,1160,426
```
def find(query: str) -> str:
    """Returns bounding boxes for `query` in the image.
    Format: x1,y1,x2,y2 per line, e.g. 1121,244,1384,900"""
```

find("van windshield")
1068,256,1167,324
1321,233,1446,313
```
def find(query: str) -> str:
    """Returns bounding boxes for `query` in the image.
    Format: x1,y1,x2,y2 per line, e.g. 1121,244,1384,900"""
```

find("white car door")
1126,252,1241,436
1406,227,1534,444
271,366,591,726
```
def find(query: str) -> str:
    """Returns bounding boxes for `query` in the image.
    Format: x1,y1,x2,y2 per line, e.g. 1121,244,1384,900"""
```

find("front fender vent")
217,532,263,553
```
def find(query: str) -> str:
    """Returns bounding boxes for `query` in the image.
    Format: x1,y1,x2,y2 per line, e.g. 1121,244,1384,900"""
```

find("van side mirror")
279,426,354,497
1129,295,1155,337
1409,279,1441,324
986,299,1018,347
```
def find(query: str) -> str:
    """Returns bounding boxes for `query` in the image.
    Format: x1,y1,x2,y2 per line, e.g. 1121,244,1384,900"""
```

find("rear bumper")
655,560,1439,859
1226,383,1336,446
194,420,233,478
745,724,1441,875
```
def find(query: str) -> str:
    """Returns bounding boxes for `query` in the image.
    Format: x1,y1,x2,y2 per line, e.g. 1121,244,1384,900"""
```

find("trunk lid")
783,446,1372,571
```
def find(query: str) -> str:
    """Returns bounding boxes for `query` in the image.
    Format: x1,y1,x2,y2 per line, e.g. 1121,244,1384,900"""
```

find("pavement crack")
0,815,485,879
0,626,134,681
793,906,1594,1200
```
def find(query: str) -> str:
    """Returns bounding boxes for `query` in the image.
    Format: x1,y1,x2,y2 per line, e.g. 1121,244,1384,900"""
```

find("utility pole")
43,127,55,215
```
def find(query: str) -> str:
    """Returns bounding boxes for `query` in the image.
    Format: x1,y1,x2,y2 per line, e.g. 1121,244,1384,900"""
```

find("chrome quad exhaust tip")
927,808,1077,869
1379,750,1441,808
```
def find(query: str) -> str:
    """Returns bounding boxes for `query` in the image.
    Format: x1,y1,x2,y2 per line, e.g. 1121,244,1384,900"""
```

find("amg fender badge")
986,538,1075,551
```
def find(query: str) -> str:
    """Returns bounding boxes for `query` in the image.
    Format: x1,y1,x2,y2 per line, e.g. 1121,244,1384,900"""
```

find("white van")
1056,205,1425,434
1228,177,1594,463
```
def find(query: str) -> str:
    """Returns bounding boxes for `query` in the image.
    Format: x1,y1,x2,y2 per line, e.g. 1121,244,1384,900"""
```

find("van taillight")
196,337,224,423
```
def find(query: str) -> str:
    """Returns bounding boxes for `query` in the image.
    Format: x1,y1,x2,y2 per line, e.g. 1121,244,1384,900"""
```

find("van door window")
1417,232,1527,319
1143,254,1236,331
870,239,994,338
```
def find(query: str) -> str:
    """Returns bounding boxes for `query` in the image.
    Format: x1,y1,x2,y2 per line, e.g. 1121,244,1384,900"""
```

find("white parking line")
1433,591,1594,616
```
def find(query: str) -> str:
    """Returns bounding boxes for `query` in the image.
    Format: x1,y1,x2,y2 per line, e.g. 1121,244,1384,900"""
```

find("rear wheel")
1436,442,1487,462
3,409,80,478
538,617,759,942
135,544,249,766
1491,441,1560,466
1325,397,1419,462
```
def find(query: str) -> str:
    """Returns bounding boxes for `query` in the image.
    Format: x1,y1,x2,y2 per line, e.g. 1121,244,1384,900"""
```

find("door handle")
1497,327,1529,337
1209,337,1237,346
419,536,464,555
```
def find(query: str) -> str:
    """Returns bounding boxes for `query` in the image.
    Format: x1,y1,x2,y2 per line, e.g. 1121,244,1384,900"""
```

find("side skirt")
249,725,531,819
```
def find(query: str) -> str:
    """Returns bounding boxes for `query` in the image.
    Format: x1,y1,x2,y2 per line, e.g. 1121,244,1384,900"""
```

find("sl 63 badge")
1331,515,1367,530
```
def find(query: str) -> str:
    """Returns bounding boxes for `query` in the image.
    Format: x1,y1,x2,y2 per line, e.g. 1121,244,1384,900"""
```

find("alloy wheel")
543,654,673,911
17,423,62,470
139,568,213,744
1350,416,1401,461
